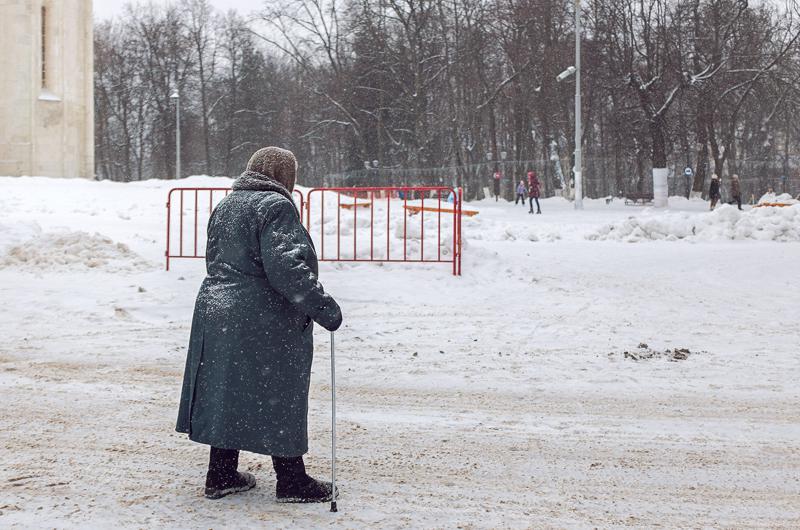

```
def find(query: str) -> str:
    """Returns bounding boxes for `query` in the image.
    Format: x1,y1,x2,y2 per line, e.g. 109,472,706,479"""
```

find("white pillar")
653,168,669,208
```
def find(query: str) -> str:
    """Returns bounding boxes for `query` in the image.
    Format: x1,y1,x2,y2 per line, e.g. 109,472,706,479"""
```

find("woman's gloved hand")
315,299,342,332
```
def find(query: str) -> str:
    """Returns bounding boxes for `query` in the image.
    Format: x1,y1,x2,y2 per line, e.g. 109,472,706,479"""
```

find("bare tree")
93,0,800,201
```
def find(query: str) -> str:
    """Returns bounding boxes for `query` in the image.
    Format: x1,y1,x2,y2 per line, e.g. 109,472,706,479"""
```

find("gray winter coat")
176,171,342,457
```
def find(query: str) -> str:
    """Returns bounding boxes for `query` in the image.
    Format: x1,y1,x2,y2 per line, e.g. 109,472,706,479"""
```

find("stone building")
0,0,94,178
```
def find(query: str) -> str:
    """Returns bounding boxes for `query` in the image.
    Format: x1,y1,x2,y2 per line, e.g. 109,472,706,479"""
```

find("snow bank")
587,204,800,242
0,229,153,271
758,193,800,204
0,221,43,251
758,192,798,205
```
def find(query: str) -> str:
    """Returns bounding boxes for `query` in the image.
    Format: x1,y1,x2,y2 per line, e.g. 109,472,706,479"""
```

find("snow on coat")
176,171,342,457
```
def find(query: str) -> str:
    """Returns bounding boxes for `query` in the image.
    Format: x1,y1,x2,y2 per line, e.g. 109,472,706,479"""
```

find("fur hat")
246,147,298,191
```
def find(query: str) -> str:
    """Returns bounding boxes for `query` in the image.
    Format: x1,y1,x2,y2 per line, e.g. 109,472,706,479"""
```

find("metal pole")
574,0,583,210
175,94,181,180
330,331,338,512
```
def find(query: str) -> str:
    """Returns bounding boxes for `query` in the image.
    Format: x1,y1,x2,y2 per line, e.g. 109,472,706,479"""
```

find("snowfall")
0,175,798,529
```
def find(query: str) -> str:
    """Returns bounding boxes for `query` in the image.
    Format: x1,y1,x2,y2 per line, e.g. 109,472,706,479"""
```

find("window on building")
41,6,47,89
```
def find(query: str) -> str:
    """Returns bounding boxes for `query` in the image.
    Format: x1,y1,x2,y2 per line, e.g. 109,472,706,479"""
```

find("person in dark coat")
176,146,342,502
731,174,742,210
709,174,721,210
527,171,541,214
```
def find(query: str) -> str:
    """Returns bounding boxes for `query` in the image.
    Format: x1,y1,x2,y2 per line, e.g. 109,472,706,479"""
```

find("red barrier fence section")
165,187,305,270
166,186,461,275
305,186,462,276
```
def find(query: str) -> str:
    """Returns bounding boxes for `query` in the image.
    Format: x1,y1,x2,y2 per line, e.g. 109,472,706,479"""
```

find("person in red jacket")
527,170,542,214
492,171,502,201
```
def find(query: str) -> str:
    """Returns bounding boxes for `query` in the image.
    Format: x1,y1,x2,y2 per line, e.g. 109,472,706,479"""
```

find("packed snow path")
1,177,798,528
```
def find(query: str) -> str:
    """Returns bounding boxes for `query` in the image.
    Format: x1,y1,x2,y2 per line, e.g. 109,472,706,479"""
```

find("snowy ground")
1,176,799,529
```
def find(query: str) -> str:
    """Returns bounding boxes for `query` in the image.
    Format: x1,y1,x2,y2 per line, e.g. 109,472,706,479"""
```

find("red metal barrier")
165,187,305,270
166,186,462,275
305,186,462,276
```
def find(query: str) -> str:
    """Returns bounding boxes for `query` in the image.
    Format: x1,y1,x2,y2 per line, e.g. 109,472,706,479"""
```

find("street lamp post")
573,0,583,210
556,1,583,210
171,90,181,180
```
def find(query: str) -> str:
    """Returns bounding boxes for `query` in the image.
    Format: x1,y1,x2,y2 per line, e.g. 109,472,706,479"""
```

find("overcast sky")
93,0,264,20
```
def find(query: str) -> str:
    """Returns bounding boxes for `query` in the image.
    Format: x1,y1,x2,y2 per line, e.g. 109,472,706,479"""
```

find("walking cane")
330,331,338,513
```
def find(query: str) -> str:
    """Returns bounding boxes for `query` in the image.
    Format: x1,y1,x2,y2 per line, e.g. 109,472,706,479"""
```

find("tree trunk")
650,116,668,170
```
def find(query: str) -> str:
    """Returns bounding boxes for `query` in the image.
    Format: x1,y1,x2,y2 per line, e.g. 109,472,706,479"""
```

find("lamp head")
557,66,576,82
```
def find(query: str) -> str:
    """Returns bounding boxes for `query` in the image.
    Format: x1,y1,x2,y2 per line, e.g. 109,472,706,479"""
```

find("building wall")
0,0,93,178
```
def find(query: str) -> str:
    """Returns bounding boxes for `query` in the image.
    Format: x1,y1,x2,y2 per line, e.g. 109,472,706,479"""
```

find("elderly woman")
176,147,342,502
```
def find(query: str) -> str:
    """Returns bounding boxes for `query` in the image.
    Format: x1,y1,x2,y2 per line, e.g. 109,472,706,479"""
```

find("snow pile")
587,204,800,242
758,192,798,205
0,230,153,271
0,221,43,252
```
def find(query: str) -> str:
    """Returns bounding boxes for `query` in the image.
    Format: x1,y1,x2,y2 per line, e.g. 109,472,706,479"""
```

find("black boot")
272,456,337,503
205,447,256,500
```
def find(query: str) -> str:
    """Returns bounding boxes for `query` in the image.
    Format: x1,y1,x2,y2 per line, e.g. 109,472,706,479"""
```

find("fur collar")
232,171,297,209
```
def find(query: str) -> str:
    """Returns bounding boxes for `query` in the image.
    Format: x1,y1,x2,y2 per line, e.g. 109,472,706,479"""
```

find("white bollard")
653,168,669,208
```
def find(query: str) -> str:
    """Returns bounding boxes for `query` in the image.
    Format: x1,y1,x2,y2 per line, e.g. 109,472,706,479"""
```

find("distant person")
515,180,527,206
528,170,542,214
492,171,502,201
709,174,721,210
730,174,742,210
176,146,342,503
